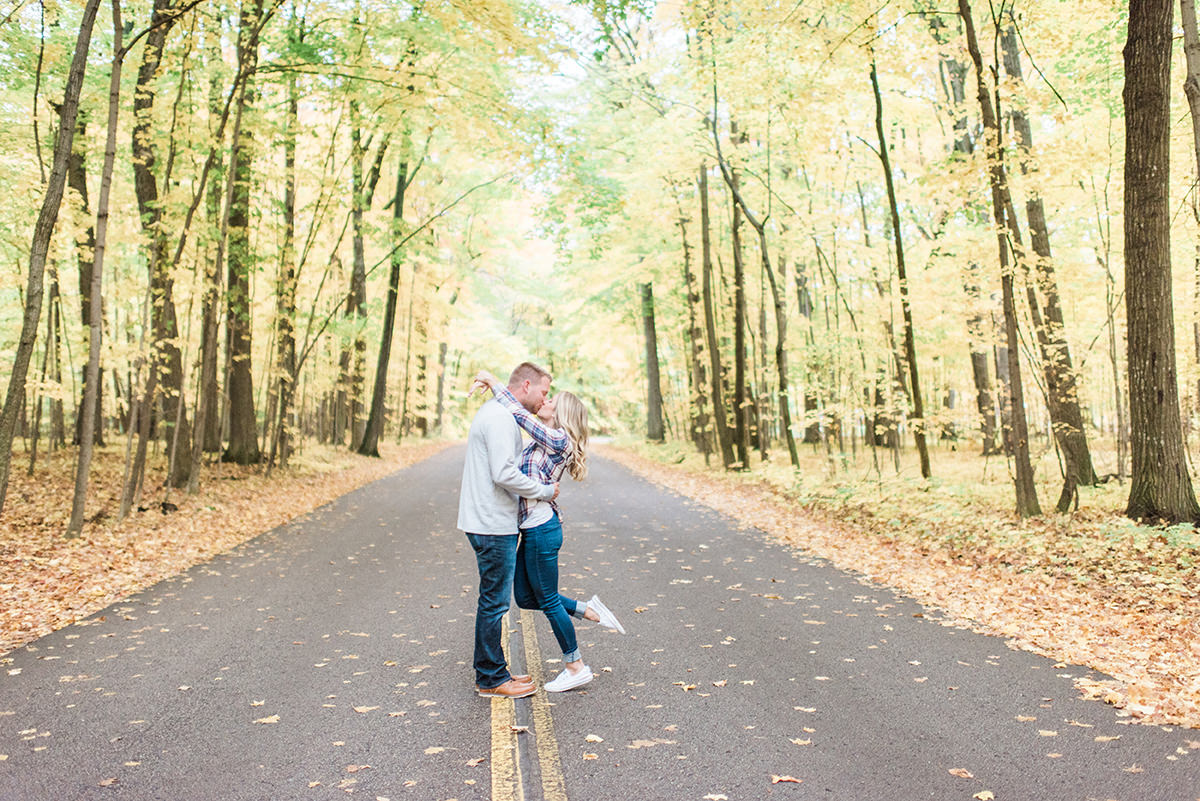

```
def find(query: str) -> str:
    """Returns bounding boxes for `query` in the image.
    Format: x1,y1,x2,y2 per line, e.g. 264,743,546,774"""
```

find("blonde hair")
554,392,589,481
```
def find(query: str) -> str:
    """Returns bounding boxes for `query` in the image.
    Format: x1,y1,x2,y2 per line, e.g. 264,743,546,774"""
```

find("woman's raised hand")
466,370,500,399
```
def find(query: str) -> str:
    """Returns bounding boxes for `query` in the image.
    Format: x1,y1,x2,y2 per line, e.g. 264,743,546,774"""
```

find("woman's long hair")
555,392,589,481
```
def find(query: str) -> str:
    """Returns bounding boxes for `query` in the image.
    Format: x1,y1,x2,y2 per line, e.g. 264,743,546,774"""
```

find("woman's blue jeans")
465,532,519,689
514,513,583,662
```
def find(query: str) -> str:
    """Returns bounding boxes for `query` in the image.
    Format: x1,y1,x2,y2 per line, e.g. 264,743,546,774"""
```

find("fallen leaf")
466,758,485,767
510,725,529,733
1095,735,1121,743
771,775,802,784
789,738,812,746
353,706,379,714
973,792,995,800
254,714,280,724
1038,730,1058,737
423,747,444,755
1015,715,1036,722
98,778,118,787
585,734,604,743
583,753,598,760
345,764,371,773
949,768,974,779
1123,764,1143,773
702,795,728,800
712,680,727,687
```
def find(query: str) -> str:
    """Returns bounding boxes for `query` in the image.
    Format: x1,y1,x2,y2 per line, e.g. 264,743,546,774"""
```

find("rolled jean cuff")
562,648,581,663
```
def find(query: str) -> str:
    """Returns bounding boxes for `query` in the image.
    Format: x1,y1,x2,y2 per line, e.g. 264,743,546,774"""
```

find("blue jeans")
466,533,519,689
514,513,583,662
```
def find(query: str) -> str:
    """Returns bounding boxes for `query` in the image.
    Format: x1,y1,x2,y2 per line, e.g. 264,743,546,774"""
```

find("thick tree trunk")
794,266,822,445
1123,0,1200,522
960,0,1041,516
699,165,736,467
359,161,411,457
223,0,265,465
68,0,122,537
0,0,100,514
870,55,931,478
639,283,666,442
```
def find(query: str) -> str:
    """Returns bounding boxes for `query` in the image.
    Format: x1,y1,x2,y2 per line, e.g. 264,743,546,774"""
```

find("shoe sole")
477,686,536,699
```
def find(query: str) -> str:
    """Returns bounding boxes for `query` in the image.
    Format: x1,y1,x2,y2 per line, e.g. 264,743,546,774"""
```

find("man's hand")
551,482,560,502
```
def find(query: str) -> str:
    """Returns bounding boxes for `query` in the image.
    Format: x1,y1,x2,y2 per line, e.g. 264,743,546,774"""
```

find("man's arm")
483,414,557,501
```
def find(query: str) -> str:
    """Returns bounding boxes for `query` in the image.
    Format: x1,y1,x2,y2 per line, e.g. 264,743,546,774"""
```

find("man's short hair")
508,361,551,388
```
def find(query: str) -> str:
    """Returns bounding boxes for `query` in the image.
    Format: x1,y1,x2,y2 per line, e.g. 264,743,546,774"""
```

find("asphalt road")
1,446,1197,801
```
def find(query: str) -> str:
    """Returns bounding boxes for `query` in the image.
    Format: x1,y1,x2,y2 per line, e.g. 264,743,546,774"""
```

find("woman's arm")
493,385,570,454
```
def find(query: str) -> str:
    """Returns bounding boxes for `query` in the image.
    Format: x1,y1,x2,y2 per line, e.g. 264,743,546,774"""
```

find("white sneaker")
545,665,593,692
588,595,625,634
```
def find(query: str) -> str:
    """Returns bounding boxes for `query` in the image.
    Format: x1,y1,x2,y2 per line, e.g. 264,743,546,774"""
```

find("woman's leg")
520,515,580,663
513,534,536,611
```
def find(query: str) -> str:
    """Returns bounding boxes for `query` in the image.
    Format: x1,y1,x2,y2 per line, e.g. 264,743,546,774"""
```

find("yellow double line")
490,610,568,801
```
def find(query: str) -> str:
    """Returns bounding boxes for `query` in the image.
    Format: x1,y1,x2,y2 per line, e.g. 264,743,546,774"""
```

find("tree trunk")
223,0,265,465
359,161,412,457
699,164,736,467
131,0,191,487
794,265,822,445
870,54,931,478
677,207,712,461
68,112,104,448
0,0,100,513
1001,20,1097,509
639,282,666,442
268,58,300,473
68,0,122,537
729,165,751,469
1124,0,1200,522
960,0,1041,516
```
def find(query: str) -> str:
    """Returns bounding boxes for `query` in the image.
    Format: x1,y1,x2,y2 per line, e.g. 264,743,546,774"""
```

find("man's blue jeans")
466,532,519,689
514,513,583,662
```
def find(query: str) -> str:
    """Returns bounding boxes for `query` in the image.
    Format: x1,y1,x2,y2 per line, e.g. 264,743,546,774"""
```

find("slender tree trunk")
359,161,412,457
794,265,821,445
131,0,192,488
68,0,122,537
699,165,736,467
0,0,100,513
639,283,666,442
223,0,265,465
268,58,300,472
870,53,931,478
960,0,1041,516
1001,21,1097,509
68,112,104,448
678,207,711,461
1124,0,1200,522
729,166,751,469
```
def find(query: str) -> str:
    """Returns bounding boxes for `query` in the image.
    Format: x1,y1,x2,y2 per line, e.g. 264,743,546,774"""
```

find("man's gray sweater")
457,398,555,535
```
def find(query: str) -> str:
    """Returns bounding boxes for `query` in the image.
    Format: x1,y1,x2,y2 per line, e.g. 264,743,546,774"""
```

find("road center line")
521,609,568,801
492,616,524,801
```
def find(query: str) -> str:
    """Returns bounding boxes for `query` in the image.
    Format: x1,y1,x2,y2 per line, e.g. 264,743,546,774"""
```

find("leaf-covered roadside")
602,444,1200,730
0,441,451,657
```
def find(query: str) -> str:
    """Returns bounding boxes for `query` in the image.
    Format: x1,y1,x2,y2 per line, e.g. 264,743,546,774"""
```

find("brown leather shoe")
510,674,531,683
478,678,536,698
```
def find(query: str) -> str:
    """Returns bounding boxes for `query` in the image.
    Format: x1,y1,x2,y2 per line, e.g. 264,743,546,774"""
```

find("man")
458,362,559,698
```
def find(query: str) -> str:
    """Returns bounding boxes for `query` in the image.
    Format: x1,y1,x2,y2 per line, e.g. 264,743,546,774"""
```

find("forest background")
2,0,1200,727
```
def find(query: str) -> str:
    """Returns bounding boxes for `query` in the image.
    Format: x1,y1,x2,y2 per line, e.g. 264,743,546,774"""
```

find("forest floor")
0,438,451,657
2,436,1197,731
600,438,1200,731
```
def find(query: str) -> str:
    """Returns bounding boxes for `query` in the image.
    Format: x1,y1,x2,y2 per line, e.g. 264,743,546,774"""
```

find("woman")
472,370,625,692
